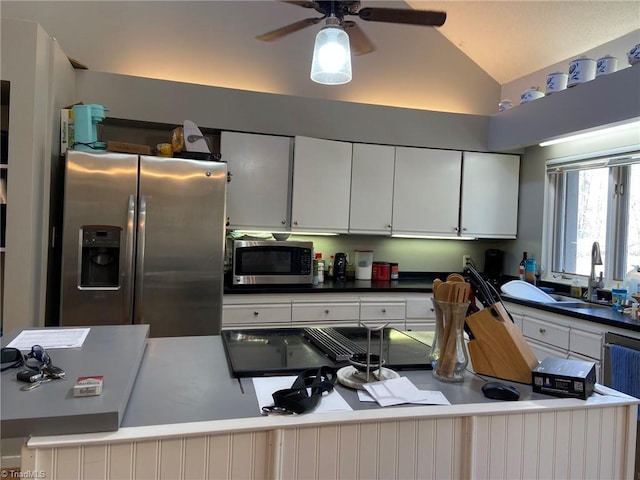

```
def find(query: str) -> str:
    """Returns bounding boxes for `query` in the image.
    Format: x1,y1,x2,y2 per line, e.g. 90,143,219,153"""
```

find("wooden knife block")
465,303,539,384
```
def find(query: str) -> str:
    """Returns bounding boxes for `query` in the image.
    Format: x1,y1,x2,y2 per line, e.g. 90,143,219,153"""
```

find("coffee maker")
484,249,504,284
333,252,347,282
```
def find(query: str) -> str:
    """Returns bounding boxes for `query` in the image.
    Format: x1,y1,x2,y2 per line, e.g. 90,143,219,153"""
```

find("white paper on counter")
358,388,451,406
253,376,353,415
7,328,90,350
363,376,433,407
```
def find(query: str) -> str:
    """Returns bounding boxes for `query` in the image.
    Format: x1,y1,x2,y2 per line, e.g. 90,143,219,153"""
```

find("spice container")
390,263,399,280
372,262,390,281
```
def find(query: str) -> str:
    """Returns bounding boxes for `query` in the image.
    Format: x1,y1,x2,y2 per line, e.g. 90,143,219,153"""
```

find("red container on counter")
372,262,390,281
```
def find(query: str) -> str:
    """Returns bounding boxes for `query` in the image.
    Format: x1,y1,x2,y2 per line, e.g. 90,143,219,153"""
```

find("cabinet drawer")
360,302,406,321
405,296,435,319
292,302,360,323
568,351,602,383
522,316,569,350
570,328,602,360
223,304,291,325
527,339,567,362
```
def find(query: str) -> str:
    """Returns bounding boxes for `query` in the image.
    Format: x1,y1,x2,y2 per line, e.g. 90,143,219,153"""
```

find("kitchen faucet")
587,241,603,301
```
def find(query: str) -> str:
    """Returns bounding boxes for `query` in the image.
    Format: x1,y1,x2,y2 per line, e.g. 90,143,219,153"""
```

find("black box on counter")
532,357,596,400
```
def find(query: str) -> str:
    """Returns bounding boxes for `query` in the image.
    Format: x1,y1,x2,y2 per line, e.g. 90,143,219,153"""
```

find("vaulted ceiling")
2,1,639,115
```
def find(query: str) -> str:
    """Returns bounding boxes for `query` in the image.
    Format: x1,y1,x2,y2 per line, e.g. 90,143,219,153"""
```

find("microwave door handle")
124,194,136,323
134,195,147,325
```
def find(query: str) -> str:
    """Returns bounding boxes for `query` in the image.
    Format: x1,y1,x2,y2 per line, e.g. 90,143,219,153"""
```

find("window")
548,149,640,283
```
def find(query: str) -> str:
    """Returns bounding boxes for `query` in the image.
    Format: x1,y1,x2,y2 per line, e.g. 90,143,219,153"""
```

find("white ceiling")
3,1,639,115
407,0,640,84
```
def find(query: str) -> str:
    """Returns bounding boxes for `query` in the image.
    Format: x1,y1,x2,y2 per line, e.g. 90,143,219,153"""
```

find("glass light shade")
310,24,352,85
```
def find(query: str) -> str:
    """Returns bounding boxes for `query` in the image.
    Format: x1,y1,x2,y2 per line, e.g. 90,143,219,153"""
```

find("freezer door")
60,151,138,326
135,156,226,337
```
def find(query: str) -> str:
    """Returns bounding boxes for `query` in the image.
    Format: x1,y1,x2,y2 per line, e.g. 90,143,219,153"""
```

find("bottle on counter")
312,259,319,286
519,252,527,280
525,258,536,284
315,253,325,283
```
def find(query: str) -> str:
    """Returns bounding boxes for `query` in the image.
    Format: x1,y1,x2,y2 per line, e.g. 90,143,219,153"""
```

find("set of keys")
17,364,66,391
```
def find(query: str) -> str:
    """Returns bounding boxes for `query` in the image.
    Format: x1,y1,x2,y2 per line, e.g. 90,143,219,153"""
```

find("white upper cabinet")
349,143,395,235
460,152,520,238
392,147,462,237
221,131,292,231
291,136,352,233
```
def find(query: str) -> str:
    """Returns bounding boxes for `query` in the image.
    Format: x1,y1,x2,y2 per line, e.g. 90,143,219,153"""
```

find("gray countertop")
121,334,550,428
1,325,149,438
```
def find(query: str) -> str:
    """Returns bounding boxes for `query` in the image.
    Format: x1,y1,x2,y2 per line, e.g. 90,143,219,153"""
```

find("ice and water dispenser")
80,226,121,288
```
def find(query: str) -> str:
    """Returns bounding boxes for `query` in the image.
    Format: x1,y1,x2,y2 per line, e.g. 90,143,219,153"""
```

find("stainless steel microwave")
232,240,313,285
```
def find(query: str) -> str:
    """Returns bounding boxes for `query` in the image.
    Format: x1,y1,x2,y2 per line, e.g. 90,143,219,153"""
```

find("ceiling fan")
257,1,447,56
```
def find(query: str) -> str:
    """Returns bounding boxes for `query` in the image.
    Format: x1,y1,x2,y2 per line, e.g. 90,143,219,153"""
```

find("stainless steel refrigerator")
59,150,227,337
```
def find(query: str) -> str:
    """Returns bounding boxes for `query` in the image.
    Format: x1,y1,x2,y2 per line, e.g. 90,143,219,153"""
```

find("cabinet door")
392,147,462,237
221,131,292,231
222,303,291,327
460,152,520,238
349,143,395,235
291,301,360,326
291,136,352,233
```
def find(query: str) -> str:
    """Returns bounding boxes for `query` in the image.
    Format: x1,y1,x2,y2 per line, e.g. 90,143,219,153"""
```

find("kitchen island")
17,332,639,480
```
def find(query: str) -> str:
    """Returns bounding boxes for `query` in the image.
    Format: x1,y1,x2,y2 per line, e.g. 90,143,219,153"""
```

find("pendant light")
310,15,352,85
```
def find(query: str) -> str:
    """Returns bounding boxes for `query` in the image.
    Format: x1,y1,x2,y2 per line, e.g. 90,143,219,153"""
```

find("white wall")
1,19,76,332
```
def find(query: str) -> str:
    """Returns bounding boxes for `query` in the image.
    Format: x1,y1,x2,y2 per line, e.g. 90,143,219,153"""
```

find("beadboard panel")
30,432,271,480
469,405,632,479
277,417,466,480
23,402,637,479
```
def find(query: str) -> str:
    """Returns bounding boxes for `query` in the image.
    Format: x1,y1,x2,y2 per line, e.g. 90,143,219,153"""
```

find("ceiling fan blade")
358,7,446,27
342,21,375,56
257,17,323,42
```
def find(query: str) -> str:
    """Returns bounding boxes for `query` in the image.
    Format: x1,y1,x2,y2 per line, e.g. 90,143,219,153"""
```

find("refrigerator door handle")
134,195,147,324
125,194,136,321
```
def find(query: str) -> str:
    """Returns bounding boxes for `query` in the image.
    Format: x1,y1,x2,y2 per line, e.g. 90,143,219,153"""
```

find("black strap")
262,366,337,415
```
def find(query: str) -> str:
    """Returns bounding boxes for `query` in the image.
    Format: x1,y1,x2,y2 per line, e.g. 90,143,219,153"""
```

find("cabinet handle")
453,227,459,232
253,311,259,316
293,221,298,226
281,220,286,225
539,328,546,334
381,308,387,313
325,309,330,314
387,224,392,229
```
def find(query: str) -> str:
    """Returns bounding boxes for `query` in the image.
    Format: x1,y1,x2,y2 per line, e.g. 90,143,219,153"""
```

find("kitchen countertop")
225,274,640,334
502,295,640,333
223,272,440,295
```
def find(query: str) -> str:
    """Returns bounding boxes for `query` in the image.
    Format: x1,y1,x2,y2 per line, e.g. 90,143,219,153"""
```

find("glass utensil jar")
430,299,470,383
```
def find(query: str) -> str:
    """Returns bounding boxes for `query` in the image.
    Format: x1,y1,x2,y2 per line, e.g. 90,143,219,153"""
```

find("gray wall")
75,71,490,152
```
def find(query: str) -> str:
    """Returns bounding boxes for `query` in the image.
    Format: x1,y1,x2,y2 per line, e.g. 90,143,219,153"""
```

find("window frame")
546,147,640,284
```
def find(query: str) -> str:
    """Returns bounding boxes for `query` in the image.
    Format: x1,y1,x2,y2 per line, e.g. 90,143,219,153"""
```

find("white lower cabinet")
405,294,436,331
223,303,292,328
359,298,406,329
521,315,570,351
291,298,360,326
223,293,427,330
505,302,610,383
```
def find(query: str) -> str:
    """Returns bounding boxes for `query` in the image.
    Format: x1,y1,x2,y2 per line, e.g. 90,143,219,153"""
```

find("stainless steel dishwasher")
603,332,640,480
